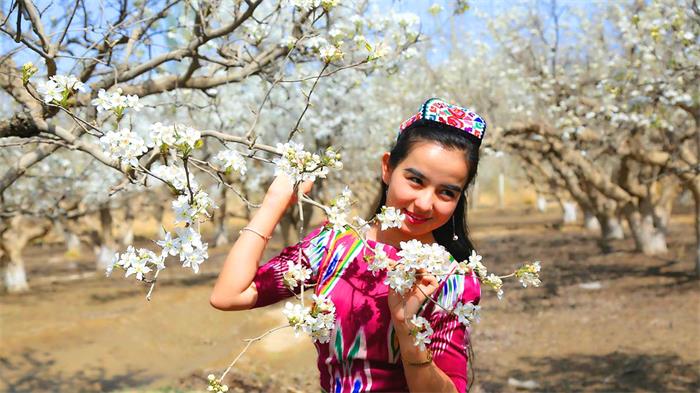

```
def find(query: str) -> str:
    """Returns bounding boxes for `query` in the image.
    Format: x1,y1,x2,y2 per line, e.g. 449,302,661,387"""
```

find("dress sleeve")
252,224,333,308
427,269,482,393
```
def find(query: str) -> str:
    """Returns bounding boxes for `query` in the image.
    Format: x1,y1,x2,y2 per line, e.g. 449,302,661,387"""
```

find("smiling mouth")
403,209,431,224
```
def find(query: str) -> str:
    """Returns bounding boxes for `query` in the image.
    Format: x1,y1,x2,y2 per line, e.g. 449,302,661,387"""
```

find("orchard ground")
1,205,699,392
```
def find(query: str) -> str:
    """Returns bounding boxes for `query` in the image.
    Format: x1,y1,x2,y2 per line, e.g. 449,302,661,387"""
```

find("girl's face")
380,141,469,244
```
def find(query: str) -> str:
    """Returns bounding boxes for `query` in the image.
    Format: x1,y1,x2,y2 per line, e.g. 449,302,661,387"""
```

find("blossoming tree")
0,1,543,390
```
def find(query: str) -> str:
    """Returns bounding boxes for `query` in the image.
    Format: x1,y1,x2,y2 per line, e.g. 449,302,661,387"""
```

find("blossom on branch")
516,261,542,288
273,143,342,183
408,314,433,351
283,260,312,290
98,128,148,167
453,301,481,327
214,150,247,176
326,187,353,231
92,88,142,117
36,74,86,105
376,206,405,230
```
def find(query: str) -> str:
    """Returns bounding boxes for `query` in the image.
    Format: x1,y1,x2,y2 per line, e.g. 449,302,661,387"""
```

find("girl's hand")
264,174,314,210
387,266,440,324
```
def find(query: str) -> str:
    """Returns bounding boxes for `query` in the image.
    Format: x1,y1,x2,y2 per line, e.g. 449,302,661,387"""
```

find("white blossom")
282,260,312,289
409,314,433,350
36,80,64,104
453,301,481,326
98,128,147,167
376,206,405,230
367,248,391,273
273,143,342,183
466,250,487,279
214,149,247,176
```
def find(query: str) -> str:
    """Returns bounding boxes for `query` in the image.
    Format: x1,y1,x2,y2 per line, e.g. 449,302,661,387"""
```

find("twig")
219,325,290,381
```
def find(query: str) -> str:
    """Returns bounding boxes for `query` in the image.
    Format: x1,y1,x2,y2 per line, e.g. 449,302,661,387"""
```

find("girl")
210,98,485,393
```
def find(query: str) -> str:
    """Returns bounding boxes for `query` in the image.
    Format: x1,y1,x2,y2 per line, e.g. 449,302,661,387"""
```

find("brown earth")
1,207,699,393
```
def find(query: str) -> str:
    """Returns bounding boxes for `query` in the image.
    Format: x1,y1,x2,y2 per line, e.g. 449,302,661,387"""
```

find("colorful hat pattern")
399,98,486,144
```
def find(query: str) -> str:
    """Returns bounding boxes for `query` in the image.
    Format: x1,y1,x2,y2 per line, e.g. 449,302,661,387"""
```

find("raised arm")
209,175,312,311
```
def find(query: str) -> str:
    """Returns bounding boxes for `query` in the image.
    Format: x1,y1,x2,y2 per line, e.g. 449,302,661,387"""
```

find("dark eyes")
408,177,457,198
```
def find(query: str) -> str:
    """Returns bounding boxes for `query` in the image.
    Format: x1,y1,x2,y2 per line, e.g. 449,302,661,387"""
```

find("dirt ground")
1,207,699,393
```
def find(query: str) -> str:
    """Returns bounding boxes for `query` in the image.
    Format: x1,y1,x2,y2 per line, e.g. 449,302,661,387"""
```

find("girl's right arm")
209,175,312,311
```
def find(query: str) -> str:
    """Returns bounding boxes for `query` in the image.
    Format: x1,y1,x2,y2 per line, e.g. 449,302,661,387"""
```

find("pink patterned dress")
253,225,481,393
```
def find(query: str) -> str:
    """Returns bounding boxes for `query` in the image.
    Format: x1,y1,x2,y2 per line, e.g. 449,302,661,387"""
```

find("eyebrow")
403,168,463,193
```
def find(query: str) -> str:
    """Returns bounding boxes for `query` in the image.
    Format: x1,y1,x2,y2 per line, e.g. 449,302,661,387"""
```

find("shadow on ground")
0,349,156,392
477,351,700,392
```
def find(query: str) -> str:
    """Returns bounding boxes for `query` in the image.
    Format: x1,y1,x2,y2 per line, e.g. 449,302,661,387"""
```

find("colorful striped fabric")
252,225,481,392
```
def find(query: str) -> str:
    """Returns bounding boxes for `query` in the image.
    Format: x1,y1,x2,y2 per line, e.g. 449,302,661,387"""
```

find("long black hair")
371,123,480,261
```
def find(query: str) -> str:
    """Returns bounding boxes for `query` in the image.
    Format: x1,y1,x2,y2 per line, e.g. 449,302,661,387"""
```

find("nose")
413,188,434,213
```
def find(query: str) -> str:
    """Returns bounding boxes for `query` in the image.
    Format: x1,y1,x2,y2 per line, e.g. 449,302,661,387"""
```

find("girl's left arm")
393,321,459,393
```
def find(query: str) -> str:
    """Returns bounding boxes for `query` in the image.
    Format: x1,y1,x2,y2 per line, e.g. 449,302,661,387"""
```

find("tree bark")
92,205,116,270
214,186,229,247
0,216,50,293
562,201,577,224
122,204,135,245
623,202,668,255
687,180,700,277
583,209,601,231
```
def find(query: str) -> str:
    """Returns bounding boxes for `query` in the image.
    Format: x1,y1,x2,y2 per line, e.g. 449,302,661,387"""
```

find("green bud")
21,62,38,84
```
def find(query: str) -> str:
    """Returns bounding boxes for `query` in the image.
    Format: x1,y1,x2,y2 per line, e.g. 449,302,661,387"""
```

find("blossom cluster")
92,88,143,118
98,128,148,167
453,301,481,327
319,45,344,63
206,374,229,393
385,240,452,294
283,294,336,343
458,250,501,298
213,149,247,176
172,191,217,225
151,163,200,192
106,246,165,280
156,227,210,274
376,206,405,230
367,248,391,274
289,0,338,12
148,123,202,154
515,261,542,288
36,74,86,105
326,187,353,231
408,315,433,350
273,142,342,183
283,260,312,290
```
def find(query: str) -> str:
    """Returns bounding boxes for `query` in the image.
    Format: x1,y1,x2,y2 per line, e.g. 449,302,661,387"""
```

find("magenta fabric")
252,225,481,392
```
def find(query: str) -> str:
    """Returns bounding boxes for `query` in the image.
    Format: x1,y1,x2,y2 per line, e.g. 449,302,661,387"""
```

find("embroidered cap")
399,98,486,145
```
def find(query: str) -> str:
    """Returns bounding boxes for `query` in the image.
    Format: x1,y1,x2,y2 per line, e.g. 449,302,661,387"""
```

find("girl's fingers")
299,180,314,195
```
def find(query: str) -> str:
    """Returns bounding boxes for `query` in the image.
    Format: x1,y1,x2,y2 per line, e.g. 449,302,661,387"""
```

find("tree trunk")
214,186,229,247
695,190,700,278
53,218,82,257
688,181,700,277
469,180,479,211
600,214,624,240
3,254,29,293
94,205,116,270
0,216,50,293
122,204,135,245
583,209,601,231
624,204,668,255
536,195,547,212
498,172,505,209
95,244,115,271
562,201,577,224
